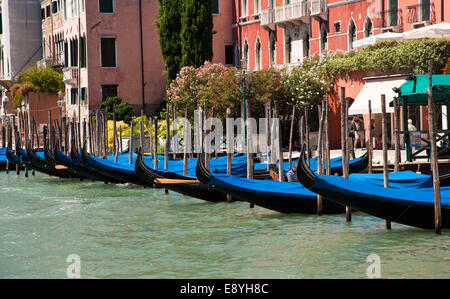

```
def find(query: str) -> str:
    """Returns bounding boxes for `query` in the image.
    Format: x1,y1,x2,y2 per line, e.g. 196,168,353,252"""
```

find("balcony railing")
407,3,435,24
377,9,404,32
261,9,275,27
38,52,65,68
63,67,79,86
311,0,327,17
273,1,310,27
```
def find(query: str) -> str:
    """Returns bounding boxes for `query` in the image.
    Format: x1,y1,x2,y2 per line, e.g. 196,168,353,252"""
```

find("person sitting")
286,164,299,182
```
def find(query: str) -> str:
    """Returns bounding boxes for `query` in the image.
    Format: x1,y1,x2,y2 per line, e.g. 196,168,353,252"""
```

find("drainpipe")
238,0,242,69
139,0,145,112
442,0,445,22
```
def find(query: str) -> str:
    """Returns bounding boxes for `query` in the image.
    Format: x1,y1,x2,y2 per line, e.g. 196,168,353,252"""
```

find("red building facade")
231,0,449,148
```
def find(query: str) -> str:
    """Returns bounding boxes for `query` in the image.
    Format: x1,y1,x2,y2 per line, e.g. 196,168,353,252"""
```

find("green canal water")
0,172,448,279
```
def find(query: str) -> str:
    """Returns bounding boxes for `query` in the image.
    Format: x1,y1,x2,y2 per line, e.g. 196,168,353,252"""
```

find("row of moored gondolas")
1,142,448,230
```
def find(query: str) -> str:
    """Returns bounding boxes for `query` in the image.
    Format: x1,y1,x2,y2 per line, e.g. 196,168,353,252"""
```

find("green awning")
400,74,450,104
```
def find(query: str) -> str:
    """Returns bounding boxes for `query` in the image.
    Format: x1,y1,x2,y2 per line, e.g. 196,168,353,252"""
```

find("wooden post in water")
129,121,134,165
48,110,52,150
113,105,117,156
393,97,400,172
274,101,284,182
368,100,373,174
226,108,232,203
317,99,326,216
381,94,392,230
304,108,310,167
266,101,271,171
104,110,108,159
427,60,442,234
183,109,188,176
119,125,123,154
172,105,177,160
246,99,254,180
88,115,93,154
340,87,351,222
164,106,169,170
324,97,331,175
154,116,158,169
149,116,153,156
288,106,296,171
95,109,100,156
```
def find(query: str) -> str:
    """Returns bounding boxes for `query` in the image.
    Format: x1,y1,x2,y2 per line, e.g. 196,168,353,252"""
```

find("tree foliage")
167,62,242,119
325,38,450,77
100,96,133,124
180,0,213,68
12,66,64,108
156,0,182,85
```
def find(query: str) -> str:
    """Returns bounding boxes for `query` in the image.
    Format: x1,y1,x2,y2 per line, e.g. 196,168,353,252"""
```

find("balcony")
310,0,327,21
261,9,275,30
37,52,65,69
407,3,435,28
63,67,79,86
377,9,404,32
274,1,310,28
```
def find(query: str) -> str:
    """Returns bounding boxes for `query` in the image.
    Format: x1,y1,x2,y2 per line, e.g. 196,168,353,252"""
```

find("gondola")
26,145,71,178
296,145,450,229
135,149,228,202
44,145,90,180
196,153,345,213
80,147,143,185
55,144,122,184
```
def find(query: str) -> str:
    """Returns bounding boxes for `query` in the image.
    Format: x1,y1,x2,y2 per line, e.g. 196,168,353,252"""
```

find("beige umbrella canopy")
403,22,450,39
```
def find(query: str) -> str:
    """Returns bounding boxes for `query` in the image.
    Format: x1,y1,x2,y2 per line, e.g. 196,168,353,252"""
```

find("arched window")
269,33,276,66
243,40,249,70
255,38,261,70
364,18,373,38
348,20,356,51
285,34,291,64
303,33,310,58
320,24,328,53
242,0,248,17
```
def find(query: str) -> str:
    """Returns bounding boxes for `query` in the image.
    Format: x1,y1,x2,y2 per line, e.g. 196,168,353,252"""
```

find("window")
102,85,118,101
254,0,260,14
242,0,248,17
388,0,398,26
255,39,261,70
269,34,276,66
303,33,310,58
348,20,356,51
80,35,86,68
81,87,87,105
364,18,373,38
64,0,67,20
421,0,431,21
52,1,58,14
225,45,233,65
41,8,46,20
212,0,219,14
320,28,328,53
269,0,275,9
100,37,116,67
70,38,78,67
99,0,114,13
46,5,51,18
285,35,292,64
334,21,341,33
243,40,249,69
71,88,78,105
64,41,69,67
0,13,2,34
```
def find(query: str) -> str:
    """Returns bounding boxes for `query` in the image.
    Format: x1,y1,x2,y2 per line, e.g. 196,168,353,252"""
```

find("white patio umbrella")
353,32,404,48
403,22,450,39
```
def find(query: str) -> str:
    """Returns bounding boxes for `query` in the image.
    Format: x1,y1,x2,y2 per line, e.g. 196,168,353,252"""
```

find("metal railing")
377,9,403,30
407,3,435,24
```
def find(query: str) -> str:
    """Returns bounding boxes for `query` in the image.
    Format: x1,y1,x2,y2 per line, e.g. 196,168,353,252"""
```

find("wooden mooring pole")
381,94,392,230
340,87,351,222
427,60,442,234
368,100,373,174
